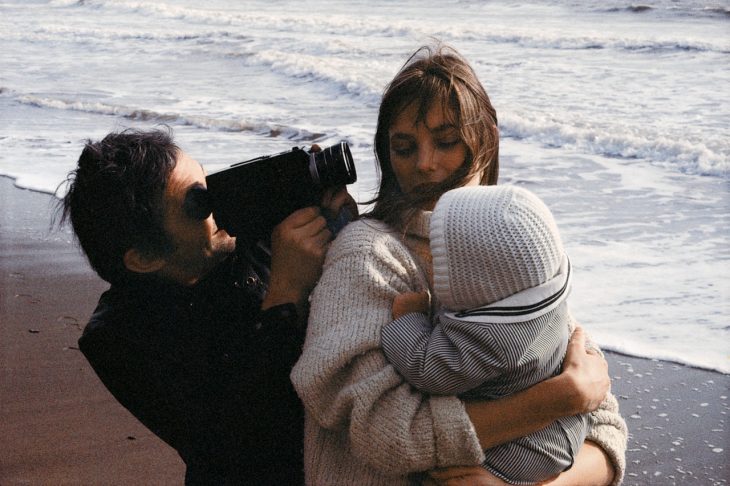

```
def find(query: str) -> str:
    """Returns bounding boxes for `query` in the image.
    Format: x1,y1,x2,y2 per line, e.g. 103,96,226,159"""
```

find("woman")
291,45,627,485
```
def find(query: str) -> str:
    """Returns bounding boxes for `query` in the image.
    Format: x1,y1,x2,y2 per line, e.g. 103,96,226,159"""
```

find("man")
60,128,355,484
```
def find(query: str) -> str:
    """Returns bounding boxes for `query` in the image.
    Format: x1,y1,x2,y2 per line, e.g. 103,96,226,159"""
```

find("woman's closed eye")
436,138,460,150
391,142,416,157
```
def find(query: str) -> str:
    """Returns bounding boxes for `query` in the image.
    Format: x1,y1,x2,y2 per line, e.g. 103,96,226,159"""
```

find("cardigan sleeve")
588,392,628,486
567,316,628,485
291,221,485,475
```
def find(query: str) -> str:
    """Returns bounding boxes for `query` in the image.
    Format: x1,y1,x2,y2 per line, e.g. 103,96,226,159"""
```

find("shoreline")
2,173,726,376
1,176,727,485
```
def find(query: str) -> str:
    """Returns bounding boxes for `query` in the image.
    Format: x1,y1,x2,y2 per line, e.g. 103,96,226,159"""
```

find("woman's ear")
123,248,166,274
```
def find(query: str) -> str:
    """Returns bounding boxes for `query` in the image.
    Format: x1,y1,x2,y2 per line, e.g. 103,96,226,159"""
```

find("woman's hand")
425,466,509,486
559,326,610,414
392,291,430,319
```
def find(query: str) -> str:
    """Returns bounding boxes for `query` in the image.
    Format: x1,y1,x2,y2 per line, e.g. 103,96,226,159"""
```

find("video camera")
206,142,357,242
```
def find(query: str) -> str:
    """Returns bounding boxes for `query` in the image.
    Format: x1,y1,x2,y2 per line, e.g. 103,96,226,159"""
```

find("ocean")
1,0,728,372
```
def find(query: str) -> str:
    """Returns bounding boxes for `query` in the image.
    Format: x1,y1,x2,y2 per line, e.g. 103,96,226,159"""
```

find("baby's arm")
382,303,505,396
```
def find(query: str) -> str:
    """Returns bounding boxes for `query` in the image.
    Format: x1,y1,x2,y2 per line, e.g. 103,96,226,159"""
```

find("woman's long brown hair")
367,44,499,230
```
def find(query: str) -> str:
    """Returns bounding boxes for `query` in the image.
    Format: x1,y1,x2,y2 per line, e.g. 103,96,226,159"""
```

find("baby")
381,185,591,485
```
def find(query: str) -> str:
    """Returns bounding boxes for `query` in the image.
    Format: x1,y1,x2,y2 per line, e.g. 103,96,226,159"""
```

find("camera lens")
309,142,356,187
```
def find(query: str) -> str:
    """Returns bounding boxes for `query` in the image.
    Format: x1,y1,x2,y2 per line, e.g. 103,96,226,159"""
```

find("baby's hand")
392,291,430,319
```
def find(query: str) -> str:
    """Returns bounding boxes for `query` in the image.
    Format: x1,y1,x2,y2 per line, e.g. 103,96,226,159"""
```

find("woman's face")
388,101,480,208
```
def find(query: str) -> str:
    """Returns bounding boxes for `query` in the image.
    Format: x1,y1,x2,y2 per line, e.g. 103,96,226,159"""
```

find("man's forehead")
167,152,205,197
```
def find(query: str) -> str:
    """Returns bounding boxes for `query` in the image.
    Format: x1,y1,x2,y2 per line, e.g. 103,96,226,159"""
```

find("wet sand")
0,176,183,484
0,176,727,485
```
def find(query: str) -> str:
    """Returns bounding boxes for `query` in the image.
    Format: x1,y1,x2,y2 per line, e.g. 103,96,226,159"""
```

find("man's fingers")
321,187,358,219
280,206,323,229
321,186,347,212
313,224,332,246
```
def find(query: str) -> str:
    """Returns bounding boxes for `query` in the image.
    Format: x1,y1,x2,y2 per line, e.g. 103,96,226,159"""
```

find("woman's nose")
416,145,436,172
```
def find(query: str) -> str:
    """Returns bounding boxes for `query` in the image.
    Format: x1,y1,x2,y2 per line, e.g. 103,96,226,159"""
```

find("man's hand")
312,143,359,227
392,291,430,319
261,145,358,314
320,185,358,230
262,206,331,313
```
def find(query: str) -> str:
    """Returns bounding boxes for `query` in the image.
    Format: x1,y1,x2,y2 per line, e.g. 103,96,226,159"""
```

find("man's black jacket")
78,247,305,485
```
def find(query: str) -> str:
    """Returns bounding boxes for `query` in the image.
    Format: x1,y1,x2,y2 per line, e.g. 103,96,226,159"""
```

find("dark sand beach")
1,175,727,485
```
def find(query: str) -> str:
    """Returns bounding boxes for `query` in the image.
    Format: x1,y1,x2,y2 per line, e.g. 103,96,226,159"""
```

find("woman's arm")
426,441,614,486
542,441,615,486
427,331,621,486
465,327,609,450
461,327,626,485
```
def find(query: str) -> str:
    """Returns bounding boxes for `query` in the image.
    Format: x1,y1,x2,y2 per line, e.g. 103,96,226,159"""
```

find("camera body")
206,142,356,242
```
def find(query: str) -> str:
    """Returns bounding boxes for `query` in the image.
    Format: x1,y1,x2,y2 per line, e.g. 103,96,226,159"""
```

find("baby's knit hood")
430,185,564,310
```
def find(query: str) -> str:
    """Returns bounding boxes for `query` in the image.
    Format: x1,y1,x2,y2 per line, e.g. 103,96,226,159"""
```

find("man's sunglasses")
182,185,213,221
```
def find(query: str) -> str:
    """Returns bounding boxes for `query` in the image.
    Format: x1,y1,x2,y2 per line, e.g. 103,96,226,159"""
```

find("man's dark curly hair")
58,128,178,284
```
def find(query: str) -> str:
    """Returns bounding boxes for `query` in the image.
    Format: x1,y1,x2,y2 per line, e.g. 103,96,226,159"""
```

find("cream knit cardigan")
291,213,627,485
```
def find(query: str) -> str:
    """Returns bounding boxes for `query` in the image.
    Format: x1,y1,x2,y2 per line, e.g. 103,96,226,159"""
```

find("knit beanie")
430,185,564,310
